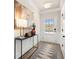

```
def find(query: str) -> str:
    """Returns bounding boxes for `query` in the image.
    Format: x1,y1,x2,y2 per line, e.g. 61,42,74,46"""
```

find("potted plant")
31,23,36,35
32,23,36,29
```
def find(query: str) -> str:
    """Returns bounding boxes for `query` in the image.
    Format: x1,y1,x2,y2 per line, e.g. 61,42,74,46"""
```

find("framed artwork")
44,18,55,32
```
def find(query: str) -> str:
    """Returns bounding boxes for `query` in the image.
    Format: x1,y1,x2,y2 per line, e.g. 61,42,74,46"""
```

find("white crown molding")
40,8,61,14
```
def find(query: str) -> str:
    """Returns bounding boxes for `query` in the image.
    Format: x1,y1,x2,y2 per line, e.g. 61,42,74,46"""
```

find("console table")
14,34,38,59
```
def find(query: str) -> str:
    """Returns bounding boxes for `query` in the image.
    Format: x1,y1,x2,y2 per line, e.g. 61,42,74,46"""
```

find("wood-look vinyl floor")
22,41,64,59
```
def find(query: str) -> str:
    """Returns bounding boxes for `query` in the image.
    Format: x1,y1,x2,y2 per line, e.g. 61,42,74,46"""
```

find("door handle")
62,35,65,38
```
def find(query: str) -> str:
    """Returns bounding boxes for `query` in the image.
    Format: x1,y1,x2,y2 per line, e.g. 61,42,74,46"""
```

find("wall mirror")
14,1,33,36
14,1,33,29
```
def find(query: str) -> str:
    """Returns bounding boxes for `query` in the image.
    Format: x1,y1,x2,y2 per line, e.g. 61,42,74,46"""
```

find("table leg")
33,37,34,47
14,39,16,59
37,35,39,48
21,40,22,59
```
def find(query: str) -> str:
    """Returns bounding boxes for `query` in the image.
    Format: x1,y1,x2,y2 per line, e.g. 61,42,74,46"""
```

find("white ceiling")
30,0,61,11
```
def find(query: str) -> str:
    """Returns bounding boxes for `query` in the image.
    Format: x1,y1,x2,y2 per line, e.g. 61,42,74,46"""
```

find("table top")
15,34,37,40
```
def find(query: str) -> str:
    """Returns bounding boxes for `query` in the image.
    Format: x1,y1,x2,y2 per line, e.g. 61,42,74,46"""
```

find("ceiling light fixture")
44,3,52,8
